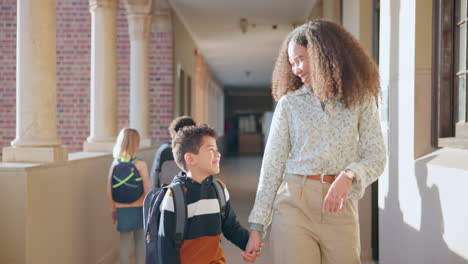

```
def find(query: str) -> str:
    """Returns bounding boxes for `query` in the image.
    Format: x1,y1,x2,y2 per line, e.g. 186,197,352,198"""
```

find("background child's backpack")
111,158,144,203
143,177,226,264
150,142,181,189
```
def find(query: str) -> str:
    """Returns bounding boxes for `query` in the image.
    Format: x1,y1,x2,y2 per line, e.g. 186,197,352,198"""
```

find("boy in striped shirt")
157,124,263,264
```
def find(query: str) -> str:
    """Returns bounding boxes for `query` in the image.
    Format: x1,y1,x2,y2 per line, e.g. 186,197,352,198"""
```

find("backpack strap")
170,182,187,264
213,179,226,219
144,188,163,234
116,157,140,163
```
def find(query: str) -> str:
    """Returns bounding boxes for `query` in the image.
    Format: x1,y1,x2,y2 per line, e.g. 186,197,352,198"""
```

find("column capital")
127,14,152,41
89,0,118,11
124,0,152,15
152,8,173,33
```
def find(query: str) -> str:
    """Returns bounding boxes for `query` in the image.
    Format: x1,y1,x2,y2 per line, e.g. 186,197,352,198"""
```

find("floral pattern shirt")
248,86,387,232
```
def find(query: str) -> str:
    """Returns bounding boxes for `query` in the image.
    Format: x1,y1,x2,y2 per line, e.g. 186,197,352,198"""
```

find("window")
433,0,468,148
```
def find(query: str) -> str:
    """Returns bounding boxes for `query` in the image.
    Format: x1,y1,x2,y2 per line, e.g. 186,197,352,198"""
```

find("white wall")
379,0,468,262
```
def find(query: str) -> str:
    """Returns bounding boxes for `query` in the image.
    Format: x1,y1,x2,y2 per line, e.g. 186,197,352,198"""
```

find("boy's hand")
241,243,264,263
241,250,258,263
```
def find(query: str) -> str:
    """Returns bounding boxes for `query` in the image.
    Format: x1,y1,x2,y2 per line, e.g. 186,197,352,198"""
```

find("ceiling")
167,0,318,89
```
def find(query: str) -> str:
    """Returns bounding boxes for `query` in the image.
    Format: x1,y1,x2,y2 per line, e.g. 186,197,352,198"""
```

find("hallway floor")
217,155,272,264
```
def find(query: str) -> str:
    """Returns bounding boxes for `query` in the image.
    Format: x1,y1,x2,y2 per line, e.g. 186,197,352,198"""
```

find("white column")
2,0,68,163
125,1,152,147
83,0,118,152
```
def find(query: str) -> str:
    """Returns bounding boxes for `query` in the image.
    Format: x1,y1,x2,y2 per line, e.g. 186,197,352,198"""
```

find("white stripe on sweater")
160,186,229,218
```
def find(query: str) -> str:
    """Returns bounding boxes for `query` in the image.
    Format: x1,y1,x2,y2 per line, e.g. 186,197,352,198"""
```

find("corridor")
217,156,272,264
2,0,468,263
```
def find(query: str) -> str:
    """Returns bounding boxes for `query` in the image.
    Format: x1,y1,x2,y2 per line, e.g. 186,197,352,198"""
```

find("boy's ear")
184,153,196,167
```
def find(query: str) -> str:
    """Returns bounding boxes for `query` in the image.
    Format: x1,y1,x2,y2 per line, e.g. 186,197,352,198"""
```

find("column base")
83,141,115,152
140,138,152,148
2,146,68,163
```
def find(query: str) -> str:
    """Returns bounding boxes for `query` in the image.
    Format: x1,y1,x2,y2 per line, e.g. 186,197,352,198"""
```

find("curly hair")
272,20,380,108
172,124,217,172
168,116,196,139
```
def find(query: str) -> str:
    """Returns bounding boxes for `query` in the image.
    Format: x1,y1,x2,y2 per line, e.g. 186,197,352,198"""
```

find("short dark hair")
172,124,217,172
168,116,196,139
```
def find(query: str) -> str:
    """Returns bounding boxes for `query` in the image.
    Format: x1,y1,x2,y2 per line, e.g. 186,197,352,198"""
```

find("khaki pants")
270,173,361,264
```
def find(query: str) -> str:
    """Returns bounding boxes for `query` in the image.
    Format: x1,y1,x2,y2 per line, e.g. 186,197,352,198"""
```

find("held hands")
322,171,353,214
241,230,265,263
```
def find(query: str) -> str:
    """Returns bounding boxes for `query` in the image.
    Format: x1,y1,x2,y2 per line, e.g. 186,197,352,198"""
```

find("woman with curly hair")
244,20,386,263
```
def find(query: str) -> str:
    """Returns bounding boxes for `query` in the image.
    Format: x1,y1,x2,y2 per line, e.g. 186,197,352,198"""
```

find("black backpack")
111,158,144,204
143,177,226,264
150,142,180,189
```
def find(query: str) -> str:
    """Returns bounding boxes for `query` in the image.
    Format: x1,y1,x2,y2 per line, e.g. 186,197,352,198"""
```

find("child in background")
149,116,196,188
107,128,150,264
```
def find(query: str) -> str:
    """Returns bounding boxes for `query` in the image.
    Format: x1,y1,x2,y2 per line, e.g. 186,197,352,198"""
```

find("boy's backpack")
111,158,144,204
150,142,181,189
143,178,227,264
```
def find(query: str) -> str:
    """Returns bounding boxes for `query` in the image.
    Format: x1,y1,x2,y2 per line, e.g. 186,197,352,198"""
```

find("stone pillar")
125,0,153,147
83,0,118,152
2,0,68,163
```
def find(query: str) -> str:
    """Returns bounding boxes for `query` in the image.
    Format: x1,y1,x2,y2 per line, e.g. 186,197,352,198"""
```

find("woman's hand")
322,172,353,214
241,230,264,262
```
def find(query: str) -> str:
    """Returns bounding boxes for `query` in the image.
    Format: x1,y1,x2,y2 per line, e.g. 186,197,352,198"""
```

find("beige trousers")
270,173,361,264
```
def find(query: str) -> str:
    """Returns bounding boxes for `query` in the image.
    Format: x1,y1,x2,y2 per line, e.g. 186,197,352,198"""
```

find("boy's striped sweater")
157,172,249,264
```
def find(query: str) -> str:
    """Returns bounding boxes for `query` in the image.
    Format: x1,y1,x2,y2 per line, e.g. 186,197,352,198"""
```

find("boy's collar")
186,171,213,184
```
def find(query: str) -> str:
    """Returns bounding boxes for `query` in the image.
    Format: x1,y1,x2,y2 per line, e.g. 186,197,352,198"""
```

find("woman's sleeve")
248,97,291,232
347,96,387,200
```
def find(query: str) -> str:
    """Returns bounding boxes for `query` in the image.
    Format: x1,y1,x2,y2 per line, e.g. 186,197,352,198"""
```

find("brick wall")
0,0,173,157
0,1,16,157
56,1,91,152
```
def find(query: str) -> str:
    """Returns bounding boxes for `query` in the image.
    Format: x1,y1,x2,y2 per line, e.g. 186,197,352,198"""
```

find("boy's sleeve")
221,188,249,251
157,193,179,264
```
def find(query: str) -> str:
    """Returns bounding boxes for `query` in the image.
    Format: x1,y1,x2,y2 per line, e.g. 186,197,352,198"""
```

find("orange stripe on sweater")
180,235,226,264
